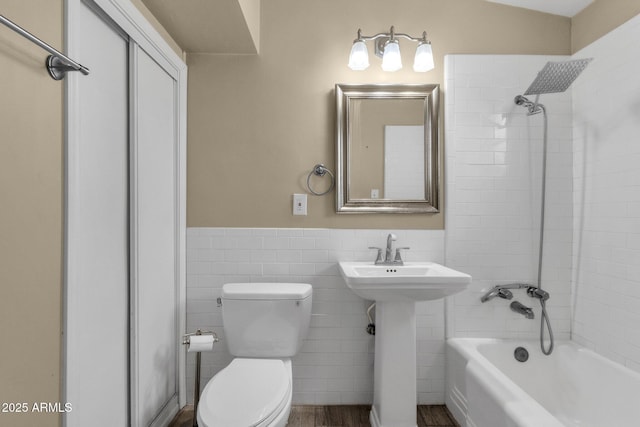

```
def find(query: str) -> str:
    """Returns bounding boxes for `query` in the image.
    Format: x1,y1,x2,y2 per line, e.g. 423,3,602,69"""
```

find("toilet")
197,282,313,427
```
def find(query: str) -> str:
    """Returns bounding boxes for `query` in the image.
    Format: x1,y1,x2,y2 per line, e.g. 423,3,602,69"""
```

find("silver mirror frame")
335,83,440,214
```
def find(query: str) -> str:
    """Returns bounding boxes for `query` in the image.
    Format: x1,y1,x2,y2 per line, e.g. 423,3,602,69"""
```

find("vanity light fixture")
348,26,434,72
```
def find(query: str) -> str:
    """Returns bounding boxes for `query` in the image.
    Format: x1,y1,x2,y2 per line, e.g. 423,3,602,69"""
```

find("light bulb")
413,42,434,72
348,41,370,70
381,40,402,72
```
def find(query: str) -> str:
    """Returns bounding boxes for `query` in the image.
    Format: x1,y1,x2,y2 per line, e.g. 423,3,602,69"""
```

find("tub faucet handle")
481,285,513,302
527,287,550,301
497,288,513,300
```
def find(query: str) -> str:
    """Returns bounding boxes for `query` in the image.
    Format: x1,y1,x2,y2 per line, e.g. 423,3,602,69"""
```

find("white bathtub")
446,338,640,427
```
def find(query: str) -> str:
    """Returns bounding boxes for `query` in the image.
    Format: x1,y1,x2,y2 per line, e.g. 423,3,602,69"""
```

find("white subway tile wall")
444,55,573,341
572,14,640,373
186,228,445,405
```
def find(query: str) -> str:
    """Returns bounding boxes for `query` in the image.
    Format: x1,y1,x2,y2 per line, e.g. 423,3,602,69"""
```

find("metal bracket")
47,55,80,81
374,37,390,58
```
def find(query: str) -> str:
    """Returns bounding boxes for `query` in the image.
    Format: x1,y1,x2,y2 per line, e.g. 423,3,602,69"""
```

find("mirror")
335,84,440,213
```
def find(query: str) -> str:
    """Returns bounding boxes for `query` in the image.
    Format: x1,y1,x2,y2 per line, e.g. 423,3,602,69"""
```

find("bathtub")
446,338,640,427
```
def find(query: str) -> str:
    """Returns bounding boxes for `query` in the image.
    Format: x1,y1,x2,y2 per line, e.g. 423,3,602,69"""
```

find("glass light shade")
381,40,402,72
348,41,370,70
413,42,434,72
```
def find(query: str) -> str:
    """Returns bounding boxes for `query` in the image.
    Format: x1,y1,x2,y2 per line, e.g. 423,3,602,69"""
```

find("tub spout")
510,301,534,319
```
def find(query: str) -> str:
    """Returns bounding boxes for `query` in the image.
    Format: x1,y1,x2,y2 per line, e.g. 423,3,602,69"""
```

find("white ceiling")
486,0,594,17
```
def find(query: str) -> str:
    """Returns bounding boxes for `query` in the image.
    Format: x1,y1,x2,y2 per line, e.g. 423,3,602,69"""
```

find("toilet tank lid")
222,283,312,300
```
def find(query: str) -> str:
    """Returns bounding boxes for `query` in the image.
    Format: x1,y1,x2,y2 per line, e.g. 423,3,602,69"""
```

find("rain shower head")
523,58,593,96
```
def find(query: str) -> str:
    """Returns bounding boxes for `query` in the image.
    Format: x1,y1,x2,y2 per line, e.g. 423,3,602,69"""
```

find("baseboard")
150,396,180,427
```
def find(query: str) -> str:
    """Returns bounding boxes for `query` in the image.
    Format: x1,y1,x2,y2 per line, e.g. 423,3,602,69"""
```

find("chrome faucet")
369,233,409,265
385,233,396,263
481,283,550,321
481,283,531,302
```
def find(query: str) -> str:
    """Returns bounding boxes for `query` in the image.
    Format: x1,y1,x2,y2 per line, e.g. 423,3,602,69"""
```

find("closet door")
64,2,129,426
130,44,179,426
66,2,187,426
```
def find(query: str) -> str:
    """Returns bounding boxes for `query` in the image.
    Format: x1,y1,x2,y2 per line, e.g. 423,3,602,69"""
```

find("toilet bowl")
197,359,292,427
196,283,312,427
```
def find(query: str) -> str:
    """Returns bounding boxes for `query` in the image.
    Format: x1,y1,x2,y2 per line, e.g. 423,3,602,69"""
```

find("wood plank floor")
169,404,460,427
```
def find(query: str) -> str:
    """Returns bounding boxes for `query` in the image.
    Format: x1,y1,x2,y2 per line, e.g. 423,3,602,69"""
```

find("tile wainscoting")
187,228,446,405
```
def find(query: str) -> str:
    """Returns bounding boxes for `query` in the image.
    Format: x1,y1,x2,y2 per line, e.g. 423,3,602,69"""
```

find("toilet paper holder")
182,329,218,346
182,329,219,427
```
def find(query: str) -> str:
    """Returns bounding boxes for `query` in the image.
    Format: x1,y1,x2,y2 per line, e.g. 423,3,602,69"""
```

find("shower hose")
535,104,554,356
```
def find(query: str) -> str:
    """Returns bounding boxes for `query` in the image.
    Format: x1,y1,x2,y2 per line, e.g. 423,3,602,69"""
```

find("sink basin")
338,261,471,301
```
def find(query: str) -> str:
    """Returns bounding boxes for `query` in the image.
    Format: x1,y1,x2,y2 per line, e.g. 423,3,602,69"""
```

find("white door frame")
64,0,187,424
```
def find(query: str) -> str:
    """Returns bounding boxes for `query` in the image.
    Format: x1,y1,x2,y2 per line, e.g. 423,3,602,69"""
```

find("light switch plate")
293,193,307,215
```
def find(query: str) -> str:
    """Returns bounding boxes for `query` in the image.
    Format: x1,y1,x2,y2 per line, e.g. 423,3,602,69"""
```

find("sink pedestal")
371,301,417,427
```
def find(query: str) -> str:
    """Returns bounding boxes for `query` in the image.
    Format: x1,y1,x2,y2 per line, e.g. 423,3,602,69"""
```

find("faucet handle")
394,247,410,263
368,247,383,263
526,287,550,301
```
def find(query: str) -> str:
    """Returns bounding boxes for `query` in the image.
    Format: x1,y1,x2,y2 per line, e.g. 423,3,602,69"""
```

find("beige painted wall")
0,2,63,426
572,0,640,53
187,0,572,229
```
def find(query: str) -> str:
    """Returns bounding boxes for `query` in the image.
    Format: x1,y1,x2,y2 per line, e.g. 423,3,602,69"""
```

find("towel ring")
306,164,335,196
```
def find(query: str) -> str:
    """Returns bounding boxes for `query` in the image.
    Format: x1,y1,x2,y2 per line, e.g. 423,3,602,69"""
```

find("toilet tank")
221,283,312,358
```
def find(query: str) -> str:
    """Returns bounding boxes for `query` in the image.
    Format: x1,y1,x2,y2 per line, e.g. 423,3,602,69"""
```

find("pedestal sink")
338,261,471,427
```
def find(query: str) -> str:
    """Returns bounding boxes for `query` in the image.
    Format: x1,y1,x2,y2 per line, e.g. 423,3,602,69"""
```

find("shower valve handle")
527,287,549,301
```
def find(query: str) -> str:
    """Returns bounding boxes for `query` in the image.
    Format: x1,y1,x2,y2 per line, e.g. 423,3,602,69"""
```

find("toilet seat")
197,358,291,427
